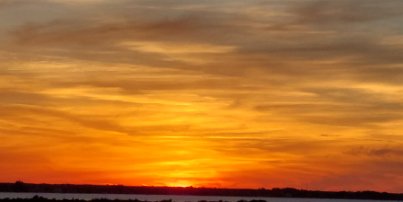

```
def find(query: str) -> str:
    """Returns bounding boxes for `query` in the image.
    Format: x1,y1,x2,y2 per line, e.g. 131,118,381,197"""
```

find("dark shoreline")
1,182,402,201
0,196,270,202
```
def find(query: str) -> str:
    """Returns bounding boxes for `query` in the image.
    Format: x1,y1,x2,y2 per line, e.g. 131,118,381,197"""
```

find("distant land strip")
0,196,267,202
0,182,402,201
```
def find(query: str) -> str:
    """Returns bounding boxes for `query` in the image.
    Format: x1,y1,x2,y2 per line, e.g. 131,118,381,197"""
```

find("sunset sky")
1,0,403,193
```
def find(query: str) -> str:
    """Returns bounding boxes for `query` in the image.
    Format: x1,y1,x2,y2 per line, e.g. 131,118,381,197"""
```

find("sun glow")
166,180,194,188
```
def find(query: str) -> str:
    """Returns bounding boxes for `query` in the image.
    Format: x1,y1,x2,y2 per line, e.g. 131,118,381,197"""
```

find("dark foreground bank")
1,182,402,201
0,196,268,202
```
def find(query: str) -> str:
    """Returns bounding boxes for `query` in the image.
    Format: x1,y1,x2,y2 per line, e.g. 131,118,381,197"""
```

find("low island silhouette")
0,182,402,201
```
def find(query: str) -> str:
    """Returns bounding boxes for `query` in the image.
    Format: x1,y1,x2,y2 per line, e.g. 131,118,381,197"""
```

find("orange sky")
1,0,403,193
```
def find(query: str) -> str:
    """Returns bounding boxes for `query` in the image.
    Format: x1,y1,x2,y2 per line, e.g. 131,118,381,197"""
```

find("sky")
1,0,403,193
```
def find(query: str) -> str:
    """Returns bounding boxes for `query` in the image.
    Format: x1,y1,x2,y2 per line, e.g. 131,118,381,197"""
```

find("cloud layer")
1,0,403,192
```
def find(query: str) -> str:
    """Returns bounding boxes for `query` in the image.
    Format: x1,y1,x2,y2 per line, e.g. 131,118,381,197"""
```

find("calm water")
0,193,400,202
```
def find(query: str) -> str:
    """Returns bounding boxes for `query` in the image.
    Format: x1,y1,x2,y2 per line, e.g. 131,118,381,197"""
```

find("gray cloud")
294,0,403,24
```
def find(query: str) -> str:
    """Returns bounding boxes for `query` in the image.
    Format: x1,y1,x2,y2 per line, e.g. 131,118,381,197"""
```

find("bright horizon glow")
165,181,194,188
